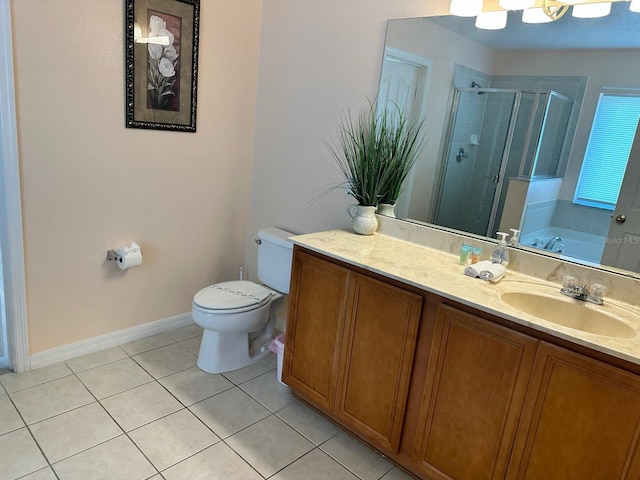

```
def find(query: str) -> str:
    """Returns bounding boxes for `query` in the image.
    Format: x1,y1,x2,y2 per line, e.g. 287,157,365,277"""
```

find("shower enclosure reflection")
434,86,574,237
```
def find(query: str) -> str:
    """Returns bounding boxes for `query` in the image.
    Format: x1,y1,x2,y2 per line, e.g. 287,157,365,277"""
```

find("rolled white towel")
479,263,507,282
464,260,493,278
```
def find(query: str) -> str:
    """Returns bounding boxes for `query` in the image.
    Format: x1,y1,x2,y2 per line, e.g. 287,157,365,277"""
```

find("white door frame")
1,0,30,372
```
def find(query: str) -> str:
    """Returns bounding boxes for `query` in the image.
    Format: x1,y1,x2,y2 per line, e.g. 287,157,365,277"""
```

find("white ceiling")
426,2,640,50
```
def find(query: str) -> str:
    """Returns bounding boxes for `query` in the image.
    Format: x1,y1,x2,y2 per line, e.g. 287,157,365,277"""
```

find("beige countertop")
291,229,640,366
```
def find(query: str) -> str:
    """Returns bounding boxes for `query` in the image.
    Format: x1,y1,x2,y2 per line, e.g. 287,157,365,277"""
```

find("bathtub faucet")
544,236,562,250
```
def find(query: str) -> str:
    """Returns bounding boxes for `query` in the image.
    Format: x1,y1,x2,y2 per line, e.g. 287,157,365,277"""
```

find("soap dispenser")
509,229,521,247
491,232,510,266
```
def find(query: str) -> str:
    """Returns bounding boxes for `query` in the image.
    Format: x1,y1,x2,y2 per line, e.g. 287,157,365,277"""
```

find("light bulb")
475,10,508,29
450,0,483,17
499,0,534,10
572,2,611,18
522,7,554,23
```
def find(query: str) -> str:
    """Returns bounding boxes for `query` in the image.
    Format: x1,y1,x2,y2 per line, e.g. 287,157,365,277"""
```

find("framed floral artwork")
125,0,200,132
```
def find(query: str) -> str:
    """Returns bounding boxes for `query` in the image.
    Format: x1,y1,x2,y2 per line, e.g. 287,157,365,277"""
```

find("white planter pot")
347,205,378,235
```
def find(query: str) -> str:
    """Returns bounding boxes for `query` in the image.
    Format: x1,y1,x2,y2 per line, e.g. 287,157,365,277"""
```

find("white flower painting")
147,12,181,111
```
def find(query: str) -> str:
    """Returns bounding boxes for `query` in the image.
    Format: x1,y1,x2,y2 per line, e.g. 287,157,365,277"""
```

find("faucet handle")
588,283,607,304
561,275,578,293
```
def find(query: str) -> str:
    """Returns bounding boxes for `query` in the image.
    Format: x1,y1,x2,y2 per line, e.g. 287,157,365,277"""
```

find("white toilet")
192,227,294,374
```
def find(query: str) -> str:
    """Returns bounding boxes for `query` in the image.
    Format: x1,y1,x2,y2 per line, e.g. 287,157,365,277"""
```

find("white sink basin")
501,291,637,339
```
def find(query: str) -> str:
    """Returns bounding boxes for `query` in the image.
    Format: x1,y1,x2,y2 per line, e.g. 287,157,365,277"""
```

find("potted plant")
322,100,425,233
376,104,425,218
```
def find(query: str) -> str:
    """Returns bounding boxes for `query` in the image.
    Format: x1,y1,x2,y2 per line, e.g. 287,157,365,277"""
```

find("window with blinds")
574,90,640,210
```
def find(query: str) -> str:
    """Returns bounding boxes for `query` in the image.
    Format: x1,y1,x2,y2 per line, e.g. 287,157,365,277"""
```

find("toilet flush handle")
255,237,262,245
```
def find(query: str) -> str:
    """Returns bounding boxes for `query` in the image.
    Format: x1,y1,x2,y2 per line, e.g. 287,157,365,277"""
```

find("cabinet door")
335,272,422,453
507,342,640,480
414,305,538,480
282,250,349,412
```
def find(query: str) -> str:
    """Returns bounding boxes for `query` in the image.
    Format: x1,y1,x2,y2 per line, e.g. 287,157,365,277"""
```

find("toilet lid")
193,280,273,311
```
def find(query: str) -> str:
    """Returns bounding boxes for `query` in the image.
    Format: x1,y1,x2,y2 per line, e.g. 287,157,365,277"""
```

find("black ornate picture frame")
125,0,200,132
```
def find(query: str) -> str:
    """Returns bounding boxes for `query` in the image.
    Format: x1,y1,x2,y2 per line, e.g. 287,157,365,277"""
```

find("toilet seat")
193,280,273,314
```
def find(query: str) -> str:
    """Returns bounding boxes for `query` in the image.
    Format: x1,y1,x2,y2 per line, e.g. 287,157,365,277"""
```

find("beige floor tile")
65,347,128,373
10,376,94,425
239,369,294,412
167,323,203,341
0,427,47,480
18,467,58,480
158,366,233,406
129,409,219,470
52,435,156,480
179,335,202,355
0,393,24,434
30,403,122,463
132,343,197,379
76,358,153,399
226,414,314,477
221,358,275,385
163,442,262,480
381,467,415,479
189,387,270,438
100,382,182,432
276,400,340,445
320,431,393,480
0,363,72,393
270,448,360,480
120,333,175,356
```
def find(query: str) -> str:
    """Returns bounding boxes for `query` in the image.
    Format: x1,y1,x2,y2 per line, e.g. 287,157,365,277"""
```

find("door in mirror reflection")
378,47,432,219
602,120,640,271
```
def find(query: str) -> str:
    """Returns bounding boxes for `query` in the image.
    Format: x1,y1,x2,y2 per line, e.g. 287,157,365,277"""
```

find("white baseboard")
30,312,193,370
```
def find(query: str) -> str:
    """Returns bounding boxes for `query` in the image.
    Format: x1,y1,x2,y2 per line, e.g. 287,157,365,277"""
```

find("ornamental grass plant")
321,100,425,207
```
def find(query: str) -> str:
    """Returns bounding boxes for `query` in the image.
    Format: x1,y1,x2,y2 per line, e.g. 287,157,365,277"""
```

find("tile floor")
0,324,413,480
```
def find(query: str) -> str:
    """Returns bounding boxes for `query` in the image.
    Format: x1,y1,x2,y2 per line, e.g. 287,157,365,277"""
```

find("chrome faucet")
560,276,607,305
544,236,562,250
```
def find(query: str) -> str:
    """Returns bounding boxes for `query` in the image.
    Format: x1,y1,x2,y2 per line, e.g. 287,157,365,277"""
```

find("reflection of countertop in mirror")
291,229,640,366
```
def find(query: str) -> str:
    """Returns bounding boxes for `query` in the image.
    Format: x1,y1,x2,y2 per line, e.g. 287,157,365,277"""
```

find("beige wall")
245,0,450,279
11,0,262,353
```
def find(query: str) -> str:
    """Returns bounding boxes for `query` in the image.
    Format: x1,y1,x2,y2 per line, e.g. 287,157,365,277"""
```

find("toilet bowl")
192,228,293,374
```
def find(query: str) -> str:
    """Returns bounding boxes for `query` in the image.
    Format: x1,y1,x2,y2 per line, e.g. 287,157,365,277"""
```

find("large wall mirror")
380,2,640,277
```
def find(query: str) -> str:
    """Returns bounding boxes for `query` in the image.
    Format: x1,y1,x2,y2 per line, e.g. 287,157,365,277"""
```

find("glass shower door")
435,89,517,236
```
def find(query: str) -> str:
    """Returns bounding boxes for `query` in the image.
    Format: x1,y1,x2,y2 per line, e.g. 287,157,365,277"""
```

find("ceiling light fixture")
450,0,483,17
522,7,555,22
572,1,612,17
475,10,508,29
450,0,628,28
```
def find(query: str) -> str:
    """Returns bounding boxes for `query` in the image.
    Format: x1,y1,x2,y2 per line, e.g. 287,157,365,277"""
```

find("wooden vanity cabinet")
282,249,349,412
284,246,640,480
413,305,537,480
506,342,640,480
282,247,422,453
335,271,422,452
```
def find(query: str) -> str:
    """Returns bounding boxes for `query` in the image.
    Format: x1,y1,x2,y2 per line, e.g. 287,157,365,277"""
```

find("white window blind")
574,91,640,210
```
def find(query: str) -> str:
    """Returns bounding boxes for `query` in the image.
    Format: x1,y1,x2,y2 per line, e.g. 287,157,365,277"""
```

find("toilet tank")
256,227,294,294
